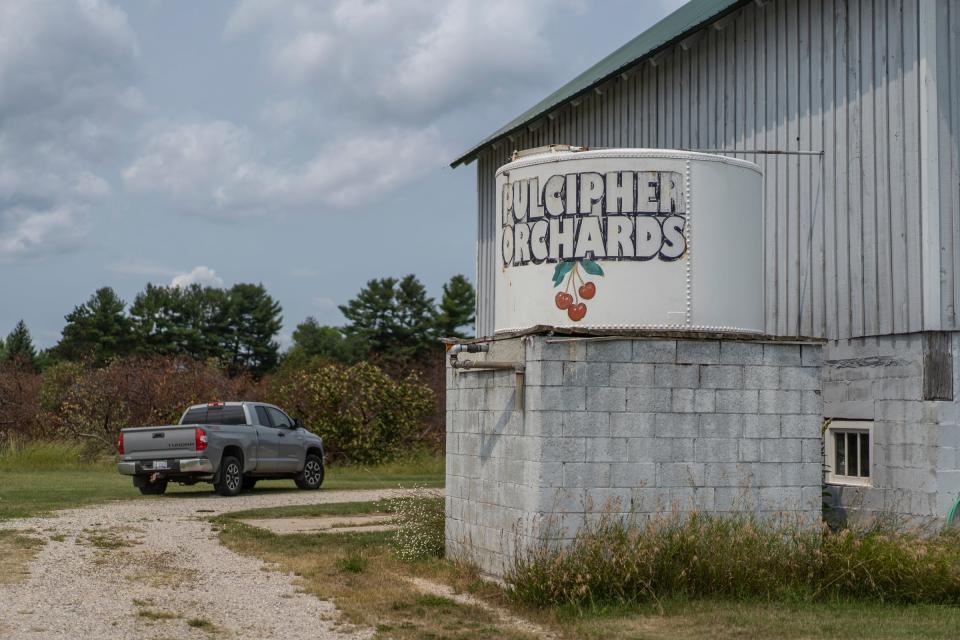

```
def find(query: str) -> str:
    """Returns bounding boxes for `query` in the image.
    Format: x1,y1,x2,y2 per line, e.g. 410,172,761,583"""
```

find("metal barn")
452,0,960,523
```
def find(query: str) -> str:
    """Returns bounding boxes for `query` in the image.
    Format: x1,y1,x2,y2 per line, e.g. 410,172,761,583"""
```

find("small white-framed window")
824,420,872,486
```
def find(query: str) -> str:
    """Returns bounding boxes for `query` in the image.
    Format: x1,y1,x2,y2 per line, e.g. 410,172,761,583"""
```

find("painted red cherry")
555,292,573,310
568,303,587,321
579,282,596,300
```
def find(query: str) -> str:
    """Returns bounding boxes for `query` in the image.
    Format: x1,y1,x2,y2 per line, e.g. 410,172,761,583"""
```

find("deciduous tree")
286,317,363,366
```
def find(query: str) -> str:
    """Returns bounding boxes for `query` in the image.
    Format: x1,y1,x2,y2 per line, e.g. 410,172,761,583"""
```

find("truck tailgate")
122,426,198,459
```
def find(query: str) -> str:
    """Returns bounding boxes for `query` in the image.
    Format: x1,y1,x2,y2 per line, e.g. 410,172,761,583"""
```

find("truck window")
182,407,206,424
220,406,246,425
181,405,246,425
254,406,271,426
266,407,292,428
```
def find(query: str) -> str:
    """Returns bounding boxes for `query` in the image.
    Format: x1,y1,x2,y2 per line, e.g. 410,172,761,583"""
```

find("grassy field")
218,500,960,640
6,442,960,638
215,500,537,640
0,441,444,521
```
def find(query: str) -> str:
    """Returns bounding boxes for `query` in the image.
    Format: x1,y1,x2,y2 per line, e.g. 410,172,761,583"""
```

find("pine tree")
4,319,37,370
340,274,436,361
221,283,282,377
435,275,475,338
56,287,135,366
130,283,228,360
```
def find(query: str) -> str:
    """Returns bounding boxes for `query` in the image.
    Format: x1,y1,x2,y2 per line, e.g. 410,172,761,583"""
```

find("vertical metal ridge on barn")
469,0,958,341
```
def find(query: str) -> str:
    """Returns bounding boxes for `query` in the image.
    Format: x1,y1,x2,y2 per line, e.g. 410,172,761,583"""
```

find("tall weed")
384,487,445,562
506,507,960,609
0,439,113,471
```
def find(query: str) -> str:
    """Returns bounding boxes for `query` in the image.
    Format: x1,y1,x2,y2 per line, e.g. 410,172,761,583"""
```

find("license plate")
153,460,168,470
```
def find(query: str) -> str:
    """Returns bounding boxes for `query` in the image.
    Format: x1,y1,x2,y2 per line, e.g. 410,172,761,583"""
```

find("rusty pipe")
451,359,523,371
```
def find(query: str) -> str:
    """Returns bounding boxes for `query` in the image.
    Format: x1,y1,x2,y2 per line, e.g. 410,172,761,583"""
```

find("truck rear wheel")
137,478,168,495
295,454,324,490
214,456,243,497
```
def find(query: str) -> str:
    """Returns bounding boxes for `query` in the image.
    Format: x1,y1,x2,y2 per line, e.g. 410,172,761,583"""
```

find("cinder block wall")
446,335,824,577
823,332,960,523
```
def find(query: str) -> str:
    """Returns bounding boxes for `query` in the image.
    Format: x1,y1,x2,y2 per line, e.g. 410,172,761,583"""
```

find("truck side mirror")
293,418,304,429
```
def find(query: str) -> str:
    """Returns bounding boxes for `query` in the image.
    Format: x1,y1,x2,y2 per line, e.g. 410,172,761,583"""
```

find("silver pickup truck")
117,401,325,497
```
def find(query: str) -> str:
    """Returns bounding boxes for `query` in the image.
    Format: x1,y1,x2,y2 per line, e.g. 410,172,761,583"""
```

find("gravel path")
0,488,409,639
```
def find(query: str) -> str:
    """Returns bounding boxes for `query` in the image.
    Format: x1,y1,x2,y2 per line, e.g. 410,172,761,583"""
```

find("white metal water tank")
494,148,763,333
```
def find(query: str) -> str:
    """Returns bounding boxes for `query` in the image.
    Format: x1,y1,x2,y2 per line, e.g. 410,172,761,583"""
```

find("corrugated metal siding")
939,0,960,329
475,0,944,340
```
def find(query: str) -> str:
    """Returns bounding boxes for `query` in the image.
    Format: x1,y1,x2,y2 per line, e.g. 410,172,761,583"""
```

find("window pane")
847,433,859,477
835,432,845,476
182,408,206,424
221,406,245,425
267,407,292,428
254,406,270,426
859,433,870,477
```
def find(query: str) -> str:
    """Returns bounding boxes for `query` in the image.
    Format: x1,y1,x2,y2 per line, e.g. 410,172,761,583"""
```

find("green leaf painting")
581,259,604,276
553,261,574,286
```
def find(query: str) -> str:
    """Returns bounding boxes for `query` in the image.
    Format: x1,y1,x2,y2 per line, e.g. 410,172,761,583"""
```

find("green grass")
556,598,960,639
216,501,960,640
215,502,533,640
220,499,390,521
0,441,444,521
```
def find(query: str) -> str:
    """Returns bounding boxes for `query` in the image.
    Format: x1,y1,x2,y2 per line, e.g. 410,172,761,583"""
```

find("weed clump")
385,487,444,562
505,508,960,610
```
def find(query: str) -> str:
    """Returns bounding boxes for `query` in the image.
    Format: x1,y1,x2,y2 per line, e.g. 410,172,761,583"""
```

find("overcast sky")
0,0,685,348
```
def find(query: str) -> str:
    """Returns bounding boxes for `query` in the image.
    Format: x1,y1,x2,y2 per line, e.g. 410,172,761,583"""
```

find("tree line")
2,274,475,377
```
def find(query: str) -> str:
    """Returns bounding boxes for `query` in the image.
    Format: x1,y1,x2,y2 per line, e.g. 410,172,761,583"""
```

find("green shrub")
505,509,960,610
385,488,445,562
268,361,434,464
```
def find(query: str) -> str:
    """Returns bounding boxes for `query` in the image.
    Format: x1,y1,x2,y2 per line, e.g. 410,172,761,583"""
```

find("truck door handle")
278,432,285,437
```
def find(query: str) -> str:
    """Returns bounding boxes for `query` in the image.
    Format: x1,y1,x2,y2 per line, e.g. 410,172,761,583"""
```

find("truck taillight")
117,432,124,455
195,427,208,451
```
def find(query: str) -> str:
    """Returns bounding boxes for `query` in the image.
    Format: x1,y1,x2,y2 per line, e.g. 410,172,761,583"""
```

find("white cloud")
118,0,583,222
124,121,447,215
0,0,140,261
171,266,224,289
225,0,573,122
0,205,88,259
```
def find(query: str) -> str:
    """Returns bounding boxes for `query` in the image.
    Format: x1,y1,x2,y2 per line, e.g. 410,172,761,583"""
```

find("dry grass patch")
215,502,539,640
78,524,142,550
124,550,181,588
0,529,44,585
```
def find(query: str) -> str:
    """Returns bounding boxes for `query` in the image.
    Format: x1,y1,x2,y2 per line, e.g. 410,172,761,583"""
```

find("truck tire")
242,477,257,491
214,456,243,497
137,478,168,495
295,453,324,490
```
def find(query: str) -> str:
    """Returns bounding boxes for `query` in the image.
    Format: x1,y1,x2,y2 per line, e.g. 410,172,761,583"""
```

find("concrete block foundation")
823,332,960,525
445,334,824,577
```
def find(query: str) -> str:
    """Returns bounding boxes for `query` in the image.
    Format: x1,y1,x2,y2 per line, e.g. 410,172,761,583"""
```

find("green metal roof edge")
450,0,747,168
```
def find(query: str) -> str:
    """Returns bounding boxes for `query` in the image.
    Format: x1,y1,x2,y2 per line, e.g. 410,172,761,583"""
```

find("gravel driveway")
0,488,409,639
